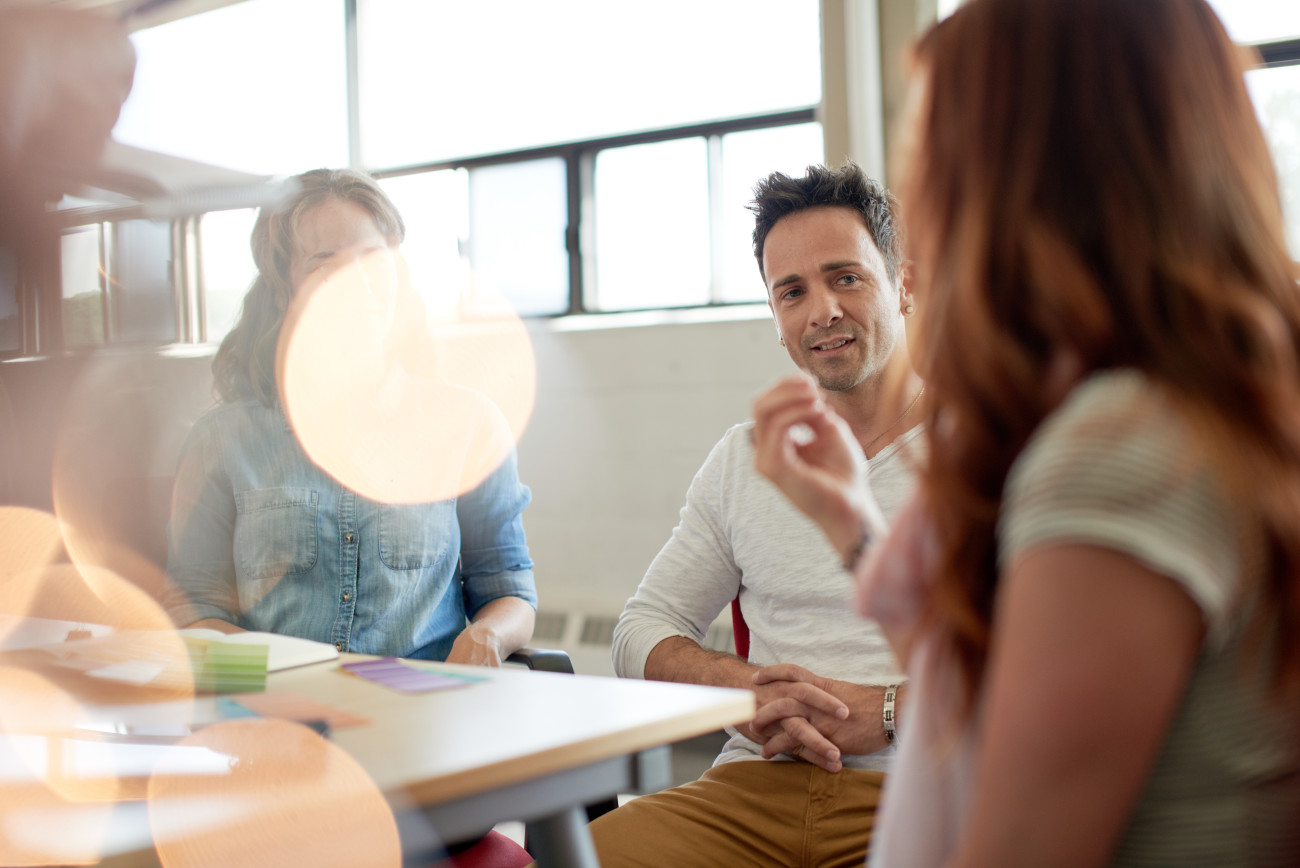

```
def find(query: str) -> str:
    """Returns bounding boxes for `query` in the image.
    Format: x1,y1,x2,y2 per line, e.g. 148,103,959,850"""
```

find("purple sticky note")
341,657,477,693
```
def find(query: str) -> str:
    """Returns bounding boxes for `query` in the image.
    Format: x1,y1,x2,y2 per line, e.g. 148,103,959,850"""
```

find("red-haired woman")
752,0,1300,865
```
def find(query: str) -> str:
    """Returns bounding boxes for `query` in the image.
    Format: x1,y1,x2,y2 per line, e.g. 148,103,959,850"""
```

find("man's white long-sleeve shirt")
612,421,921,771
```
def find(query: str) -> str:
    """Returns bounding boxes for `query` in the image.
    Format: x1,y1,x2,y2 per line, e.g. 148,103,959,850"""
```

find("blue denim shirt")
163,399,536,660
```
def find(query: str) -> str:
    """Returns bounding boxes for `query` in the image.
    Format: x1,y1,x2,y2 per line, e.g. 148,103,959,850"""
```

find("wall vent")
579,614,618,647
531,611,568,644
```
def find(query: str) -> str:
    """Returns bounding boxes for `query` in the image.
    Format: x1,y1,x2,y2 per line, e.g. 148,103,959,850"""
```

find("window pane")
115,0,348,176
1248,65,1300,259
111,220,176,343
592,139,710,311
936,0,964,20
1206,1,1300,44
62,228,104,348
468,160,569,317
380,170,471,318
718,123,826,303
359,0,821,166
201,209,258,342
0,248,18,352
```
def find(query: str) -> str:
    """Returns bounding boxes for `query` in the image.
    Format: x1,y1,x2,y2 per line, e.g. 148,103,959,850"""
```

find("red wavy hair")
903,0,1300,715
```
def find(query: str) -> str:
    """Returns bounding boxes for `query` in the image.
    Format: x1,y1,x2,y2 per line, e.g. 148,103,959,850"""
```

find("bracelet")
842,522,872,572
883,683,900,746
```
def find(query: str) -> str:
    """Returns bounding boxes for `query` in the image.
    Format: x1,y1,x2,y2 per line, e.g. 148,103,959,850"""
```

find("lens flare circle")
277,253,536,504
0,667,116,866
49,354,199,605
148,718,401,868
0,507,65,643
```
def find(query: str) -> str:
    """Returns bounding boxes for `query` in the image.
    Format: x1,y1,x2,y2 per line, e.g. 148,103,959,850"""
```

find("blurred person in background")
0,4,135,246
164,168,537,668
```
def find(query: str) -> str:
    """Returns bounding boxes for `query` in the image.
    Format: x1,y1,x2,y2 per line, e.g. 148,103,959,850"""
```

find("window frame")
12,5,1298,359
1257,38,1300,67
370,107,818,318
0,1,821,358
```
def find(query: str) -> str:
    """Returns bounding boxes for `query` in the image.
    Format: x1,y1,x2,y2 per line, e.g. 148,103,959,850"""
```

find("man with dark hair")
588,162,923,867
751,162,906,288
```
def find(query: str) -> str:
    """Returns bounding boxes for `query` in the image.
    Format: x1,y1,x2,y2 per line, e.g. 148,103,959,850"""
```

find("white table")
275,655,755,866
0,652,755,867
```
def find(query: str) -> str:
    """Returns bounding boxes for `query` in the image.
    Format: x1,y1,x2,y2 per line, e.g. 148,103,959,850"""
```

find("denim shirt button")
344,533,355,543
334,641,344,651
342,591,351,602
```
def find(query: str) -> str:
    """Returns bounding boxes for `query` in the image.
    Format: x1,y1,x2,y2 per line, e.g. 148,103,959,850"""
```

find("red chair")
396,649,577,868
731,597,750,659
442,830,533,868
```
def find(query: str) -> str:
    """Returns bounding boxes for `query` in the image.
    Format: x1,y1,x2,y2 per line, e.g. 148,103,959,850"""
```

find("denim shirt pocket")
378,501,456,570
235,487,320,580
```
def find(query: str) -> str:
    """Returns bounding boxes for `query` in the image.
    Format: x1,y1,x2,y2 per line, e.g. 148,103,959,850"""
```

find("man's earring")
903,304,914,315
778,336,786,347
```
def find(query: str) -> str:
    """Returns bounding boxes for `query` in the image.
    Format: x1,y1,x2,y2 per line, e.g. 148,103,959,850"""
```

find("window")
61,220,177,348
111,220,175,343
199,209,258,340
379,170,471,318
1206,1,1300,44
467,160,570,318
48,0,823,354
1248,65,1300,257
1207,0,1300,260
382,160,572,318
593,138,711,311
0,248,18,353
359,0,823,317
357,0,820,167
586,120,825,310
936,0,964,19
62,227,105,348
114,0,349,175
717,123,826,302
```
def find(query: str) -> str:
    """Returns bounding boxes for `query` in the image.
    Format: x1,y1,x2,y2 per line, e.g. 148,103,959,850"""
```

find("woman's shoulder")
1018,369,1196,472
1011,366,1212,486
187,397,288,443
1002,368,1242,635
1042,368,1165,431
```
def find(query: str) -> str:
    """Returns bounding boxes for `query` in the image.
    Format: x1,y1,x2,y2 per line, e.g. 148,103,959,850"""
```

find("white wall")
517,311,795,671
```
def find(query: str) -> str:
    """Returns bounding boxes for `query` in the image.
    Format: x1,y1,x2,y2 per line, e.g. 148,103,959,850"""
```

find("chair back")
730,596,749,659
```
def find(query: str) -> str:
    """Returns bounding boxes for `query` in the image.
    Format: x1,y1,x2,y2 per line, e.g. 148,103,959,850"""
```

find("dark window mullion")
1257,37,1300,68
566,149,584,315
368,109,819,317
372,109,817,181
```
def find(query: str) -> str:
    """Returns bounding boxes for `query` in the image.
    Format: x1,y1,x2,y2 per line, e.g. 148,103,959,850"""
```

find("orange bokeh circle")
148,718,401,868
277,253,535,504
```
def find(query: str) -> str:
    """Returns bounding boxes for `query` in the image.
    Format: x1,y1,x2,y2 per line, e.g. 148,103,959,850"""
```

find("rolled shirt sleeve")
612,430,744,680
458,444,537,616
